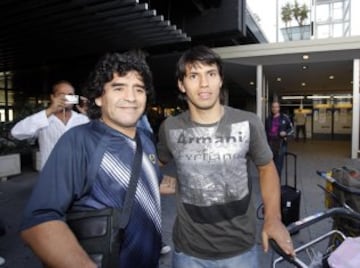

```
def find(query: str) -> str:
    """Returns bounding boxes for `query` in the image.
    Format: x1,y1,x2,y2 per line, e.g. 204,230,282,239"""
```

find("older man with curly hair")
20,51,163,268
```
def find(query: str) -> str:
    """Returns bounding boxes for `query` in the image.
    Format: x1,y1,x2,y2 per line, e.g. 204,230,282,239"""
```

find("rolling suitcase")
281,152,301,226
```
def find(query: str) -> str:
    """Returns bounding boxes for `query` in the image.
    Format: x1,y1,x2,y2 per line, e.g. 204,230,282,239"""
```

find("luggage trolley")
271,170,360,268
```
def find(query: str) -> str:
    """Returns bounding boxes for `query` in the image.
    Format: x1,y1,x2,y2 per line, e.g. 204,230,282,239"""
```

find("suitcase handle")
284,152,297,188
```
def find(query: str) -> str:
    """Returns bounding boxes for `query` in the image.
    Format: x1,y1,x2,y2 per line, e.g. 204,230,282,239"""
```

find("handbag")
66,133,143,268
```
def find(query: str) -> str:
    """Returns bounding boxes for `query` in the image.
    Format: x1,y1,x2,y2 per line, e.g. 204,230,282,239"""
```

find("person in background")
265,101,294,177
294,108,307,142
157,46,294,267
11,81,89,169
20,51,163,267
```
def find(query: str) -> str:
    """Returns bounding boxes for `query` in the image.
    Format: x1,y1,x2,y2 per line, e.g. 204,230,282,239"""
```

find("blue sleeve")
20,130,89,231
139,129,163,183
285,115,295,136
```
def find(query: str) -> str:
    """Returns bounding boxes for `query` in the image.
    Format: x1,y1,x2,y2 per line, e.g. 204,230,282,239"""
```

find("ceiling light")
333,95,352,99
281,96,304,100
249,81,255,85
301,82,306,86
329,75,335,80
302,65,308,70
276,77,282,82
302,54,309,60
307,95,331,100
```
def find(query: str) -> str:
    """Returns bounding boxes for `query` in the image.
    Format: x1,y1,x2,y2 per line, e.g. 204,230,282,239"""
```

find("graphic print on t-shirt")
169,120,251,223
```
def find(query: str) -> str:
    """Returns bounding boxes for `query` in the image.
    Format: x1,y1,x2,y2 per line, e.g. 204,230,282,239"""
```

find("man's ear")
178,80,186,93
94,97,102,107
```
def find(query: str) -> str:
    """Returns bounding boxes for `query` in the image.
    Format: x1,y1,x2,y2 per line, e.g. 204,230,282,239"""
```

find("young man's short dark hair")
175,45,224,82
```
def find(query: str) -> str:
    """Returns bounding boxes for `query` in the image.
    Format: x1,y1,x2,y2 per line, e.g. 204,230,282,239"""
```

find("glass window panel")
332,2,343,20
316,4,330,22
0,90,15,105
8,109,13,121
0,110,5,122
333,23,343,37
0,90,5,105
317,24,330,38
0,77,12,89
7,91,14,105
344,22,350,35
6,79,13,89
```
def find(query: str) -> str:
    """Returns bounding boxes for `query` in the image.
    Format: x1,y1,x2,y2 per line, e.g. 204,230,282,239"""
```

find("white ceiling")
215,36,360,98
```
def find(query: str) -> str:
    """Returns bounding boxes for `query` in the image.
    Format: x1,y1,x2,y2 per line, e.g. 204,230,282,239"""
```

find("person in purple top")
265,101,294,177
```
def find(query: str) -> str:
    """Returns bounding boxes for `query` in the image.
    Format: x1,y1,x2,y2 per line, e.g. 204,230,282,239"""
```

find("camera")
64,95,79,104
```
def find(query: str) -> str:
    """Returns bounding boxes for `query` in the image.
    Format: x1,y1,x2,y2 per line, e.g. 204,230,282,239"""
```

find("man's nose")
199,74,209,87
124,88,136,101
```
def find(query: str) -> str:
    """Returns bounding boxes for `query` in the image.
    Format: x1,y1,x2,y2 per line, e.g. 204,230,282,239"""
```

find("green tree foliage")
292,1,309,27
281,2,293,28
281,1,310,40
281,1,309,27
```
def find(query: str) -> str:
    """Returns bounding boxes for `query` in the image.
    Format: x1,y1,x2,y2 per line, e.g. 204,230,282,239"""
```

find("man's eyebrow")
205,68,218,73
208,68,218,72
110,82,125,87
187,68,218,75
110,82,145,88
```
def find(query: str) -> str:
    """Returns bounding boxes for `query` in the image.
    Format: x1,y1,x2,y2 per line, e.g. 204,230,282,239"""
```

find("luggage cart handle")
269,239,303,267
270,207,360,264
287,207,360,234
317,170,360,195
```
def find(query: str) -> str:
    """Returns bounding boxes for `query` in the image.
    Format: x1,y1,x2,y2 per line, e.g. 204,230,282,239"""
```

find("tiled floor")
0,140,359,267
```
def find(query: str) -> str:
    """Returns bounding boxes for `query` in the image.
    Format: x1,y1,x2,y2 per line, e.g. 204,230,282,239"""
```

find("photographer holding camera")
11,80,89,169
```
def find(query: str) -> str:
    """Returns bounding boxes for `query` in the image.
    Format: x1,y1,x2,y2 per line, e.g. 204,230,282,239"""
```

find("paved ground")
0,140,359,267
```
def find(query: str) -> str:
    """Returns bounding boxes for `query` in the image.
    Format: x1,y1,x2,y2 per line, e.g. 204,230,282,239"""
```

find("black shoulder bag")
66,134,143,268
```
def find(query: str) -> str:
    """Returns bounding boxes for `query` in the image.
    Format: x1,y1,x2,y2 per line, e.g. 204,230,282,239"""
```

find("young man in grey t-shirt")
157,46,295,267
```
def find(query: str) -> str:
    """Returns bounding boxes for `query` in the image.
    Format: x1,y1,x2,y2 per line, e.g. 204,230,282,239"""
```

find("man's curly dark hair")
84,50,154,119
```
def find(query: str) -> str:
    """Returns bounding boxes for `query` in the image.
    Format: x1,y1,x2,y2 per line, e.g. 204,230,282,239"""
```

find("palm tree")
292,1,309,39
293,1,309,27
281,1,310,41
281,2,293,40
299,4,309,26
281,2,293,28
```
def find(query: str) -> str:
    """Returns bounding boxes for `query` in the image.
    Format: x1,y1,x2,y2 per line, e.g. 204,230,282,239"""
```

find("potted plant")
281,2,293,40
0,122,22,181
281,0,310,41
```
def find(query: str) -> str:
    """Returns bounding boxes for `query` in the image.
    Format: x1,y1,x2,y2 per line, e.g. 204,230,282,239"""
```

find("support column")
4,74,9,122
265,80,269,120
351,59,360,159
256,64,263,121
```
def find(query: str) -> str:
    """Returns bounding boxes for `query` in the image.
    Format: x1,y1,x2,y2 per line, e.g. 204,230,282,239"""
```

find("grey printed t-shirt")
157,106,273,259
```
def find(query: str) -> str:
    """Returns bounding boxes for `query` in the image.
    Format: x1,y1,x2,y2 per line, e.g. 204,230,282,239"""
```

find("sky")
247,0,360,43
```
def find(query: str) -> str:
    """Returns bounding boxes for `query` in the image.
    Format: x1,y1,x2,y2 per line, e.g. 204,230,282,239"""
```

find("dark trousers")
296,125,306,141
0,220,5,236
272,144,287,178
